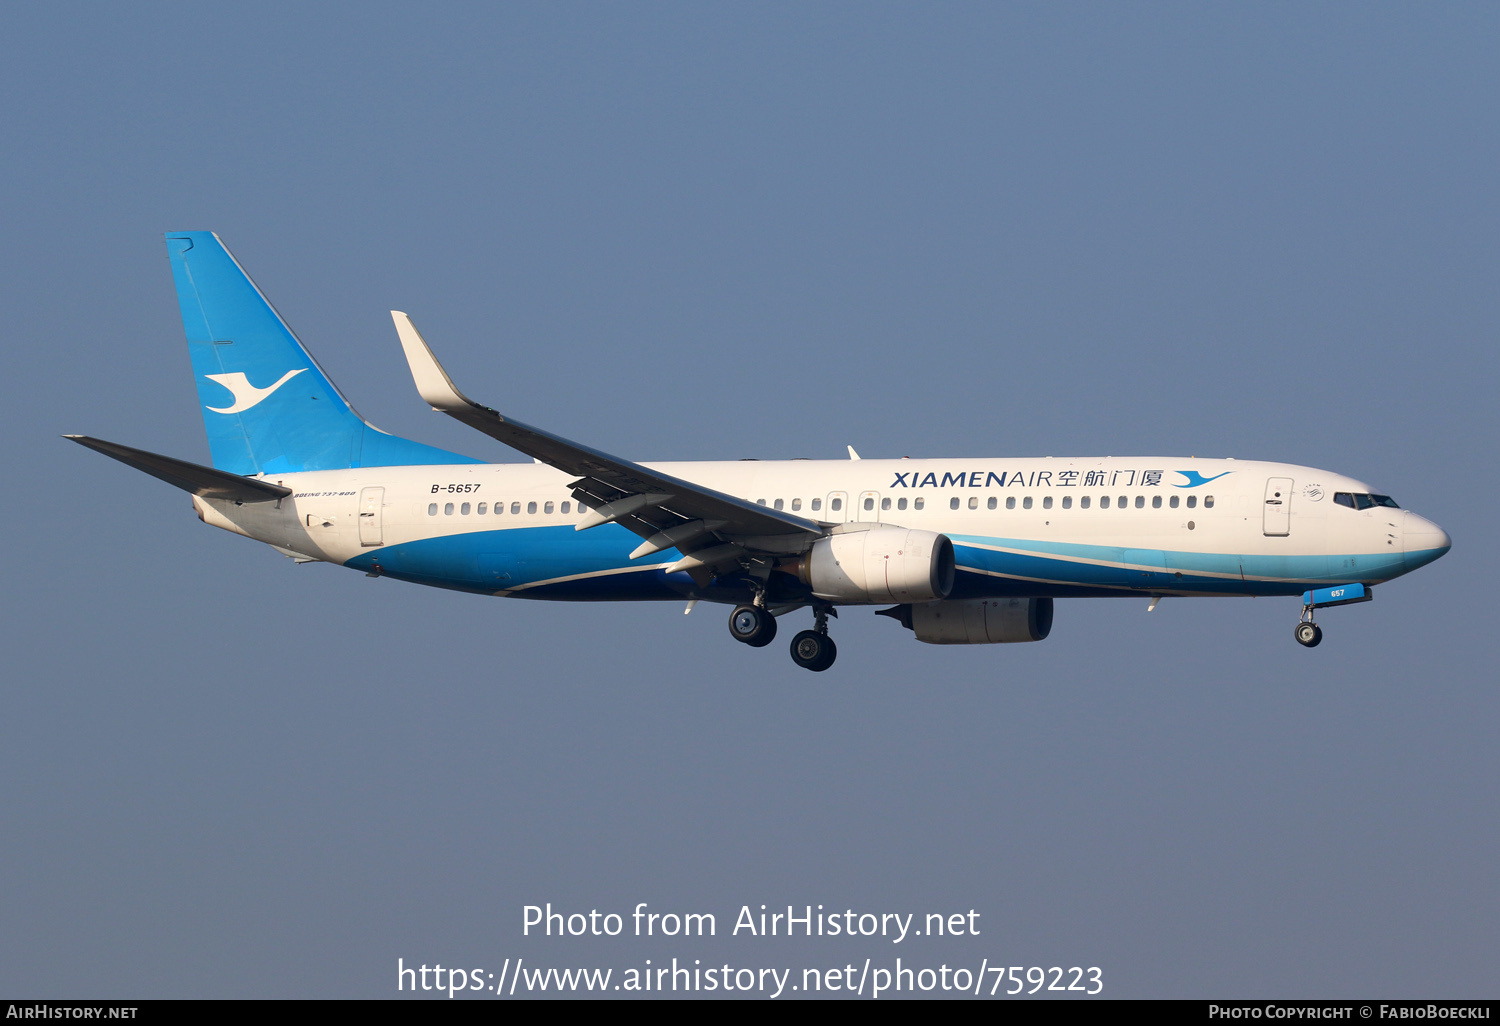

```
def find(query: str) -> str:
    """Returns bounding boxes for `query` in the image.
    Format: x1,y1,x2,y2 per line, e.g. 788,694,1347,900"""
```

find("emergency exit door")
1263,478,1292,537
825,491,851,522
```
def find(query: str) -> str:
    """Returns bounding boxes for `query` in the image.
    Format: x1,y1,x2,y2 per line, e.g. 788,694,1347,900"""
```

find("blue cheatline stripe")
343,526,1415,601
946,534,1407,593
344,523,684,598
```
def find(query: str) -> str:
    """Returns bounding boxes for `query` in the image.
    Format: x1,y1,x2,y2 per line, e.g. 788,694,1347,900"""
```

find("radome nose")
1403,512,1452,570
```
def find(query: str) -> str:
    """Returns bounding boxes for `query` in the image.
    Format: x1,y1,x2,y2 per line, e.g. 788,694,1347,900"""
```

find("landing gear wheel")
1294,621,1323,648
729,604,777,647
790,630,837,671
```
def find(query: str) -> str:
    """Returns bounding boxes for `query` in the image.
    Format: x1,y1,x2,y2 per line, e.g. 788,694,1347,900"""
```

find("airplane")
68,231,1452,671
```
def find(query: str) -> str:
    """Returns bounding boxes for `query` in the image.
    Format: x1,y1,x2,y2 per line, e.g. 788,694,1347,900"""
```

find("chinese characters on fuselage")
888,469,1166,489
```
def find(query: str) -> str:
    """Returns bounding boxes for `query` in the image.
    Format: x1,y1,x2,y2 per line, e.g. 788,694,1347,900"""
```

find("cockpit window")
1335,492,1400,510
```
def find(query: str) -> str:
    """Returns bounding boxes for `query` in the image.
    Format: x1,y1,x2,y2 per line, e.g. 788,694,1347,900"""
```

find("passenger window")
1006,496,1016,510
1101,496,1110,509
1169,495,1179,508
477,502,487,515
831,498,842,512
1186,496,1197,509
1152,496,1161,509
428,503,438,516
527,501,537,514
950,497,960,510
577,501,588,513
561,501,570,514
1043,496,1053,509
1204,496,1214,509
1081,496,1091,509
757,499,767,506
791,498,802,511
987,496,997,510
1062,496,1072,509
544,501,554,514
461,502,471,515
444,502,454,515
1134,495,1144,508
897,497,907,510
1023,496,1033,510
775,499,785,511
1118,496,1127,509
864,497,875,511
968,496,978,510
511,502,521,514
913,497,924,510
881,497,891,510
812,498,823,511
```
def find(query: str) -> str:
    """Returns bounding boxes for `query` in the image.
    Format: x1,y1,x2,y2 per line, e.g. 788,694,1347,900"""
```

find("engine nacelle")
899,597,1054,644
797,527,955,604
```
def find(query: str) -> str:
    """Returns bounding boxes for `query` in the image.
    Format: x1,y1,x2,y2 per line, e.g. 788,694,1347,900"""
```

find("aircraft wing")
392,313,823,570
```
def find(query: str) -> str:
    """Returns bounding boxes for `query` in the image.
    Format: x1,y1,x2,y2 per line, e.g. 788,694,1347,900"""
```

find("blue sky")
2,2,1496,997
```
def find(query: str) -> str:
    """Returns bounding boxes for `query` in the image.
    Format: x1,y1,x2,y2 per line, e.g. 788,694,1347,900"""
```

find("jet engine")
880,597,1054,644
789,526,955,604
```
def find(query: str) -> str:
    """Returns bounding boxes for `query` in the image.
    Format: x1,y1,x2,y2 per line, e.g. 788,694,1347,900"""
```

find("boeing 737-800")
69,232,1451,671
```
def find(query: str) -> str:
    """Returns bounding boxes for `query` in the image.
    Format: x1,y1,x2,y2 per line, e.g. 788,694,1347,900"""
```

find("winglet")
385,311,822,542
391,311,474,413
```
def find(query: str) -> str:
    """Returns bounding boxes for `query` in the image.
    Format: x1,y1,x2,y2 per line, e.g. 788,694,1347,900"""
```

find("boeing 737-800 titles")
69,232,1451,671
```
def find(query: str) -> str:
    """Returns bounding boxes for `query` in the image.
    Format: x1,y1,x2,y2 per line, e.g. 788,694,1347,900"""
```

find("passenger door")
1263,477,1292,537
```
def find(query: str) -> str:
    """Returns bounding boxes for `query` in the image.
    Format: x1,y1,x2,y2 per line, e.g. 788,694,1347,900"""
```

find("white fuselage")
191,456,1448,603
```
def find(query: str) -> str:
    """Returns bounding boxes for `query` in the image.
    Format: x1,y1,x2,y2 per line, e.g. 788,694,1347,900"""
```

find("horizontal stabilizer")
65,435,292,502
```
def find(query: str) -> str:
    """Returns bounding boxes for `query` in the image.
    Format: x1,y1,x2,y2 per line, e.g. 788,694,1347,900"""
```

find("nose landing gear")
1293,583,1372,648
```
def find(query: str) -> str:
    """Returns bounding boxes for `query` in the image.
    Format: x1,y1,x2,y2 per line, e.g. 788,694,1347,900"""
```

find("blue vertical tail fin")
166,231,479,475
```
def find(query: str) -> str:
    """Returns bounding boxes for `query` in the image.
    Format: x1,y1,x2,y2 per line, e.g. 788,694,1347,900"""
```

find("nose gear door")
1263,477,1292,537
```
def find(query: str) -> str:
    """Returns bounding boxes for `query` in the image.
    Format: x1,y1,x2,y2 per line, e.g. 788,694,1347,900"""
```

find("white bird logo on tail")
204,369,308,414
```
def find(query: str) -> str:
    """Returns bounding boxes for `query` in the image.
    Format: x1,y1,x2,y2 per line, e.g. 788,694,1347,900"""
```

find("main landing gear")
790,603,837,672
728,603,777,647
727,599,838,671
